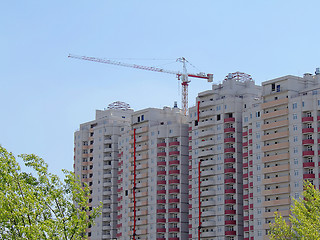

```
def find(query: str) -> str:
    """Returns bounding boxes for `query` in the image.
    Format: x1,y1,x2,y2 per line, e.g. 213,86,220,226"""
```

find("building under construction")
74,68,320,240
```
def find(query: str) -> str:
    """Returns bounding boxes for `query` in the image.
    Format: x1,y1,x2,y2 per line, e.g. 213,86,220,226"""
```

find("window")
257,198,261,203
244,116,248,122
293,114,297,120
318,100,320,106
294,158,298,165
294,192,299,199
294,182,299,188
272,83,275,91
257,208,262,214
294,136,298,142
302,101,305,107
256,132,260,139
293,125,298,131
141,115,144,121
256,122,261,128
293,103,297,109
256,111,260,118
294,147,298,154
294,170,299,176
257,175,261,182
257,186,261,192
257,165,261,171
276,85,280,92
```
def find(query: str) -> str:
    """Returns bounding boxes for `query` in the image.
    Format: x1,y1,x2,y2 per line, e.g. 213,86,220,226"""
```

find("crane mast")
68,54,213,115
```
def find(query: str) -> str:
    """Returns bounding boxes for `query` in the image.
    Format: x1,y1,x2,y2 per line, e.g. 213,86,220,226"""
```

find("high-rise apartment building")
74,102,132,240
242,70,320,239
74,69,320,240
117,107,189,240
188,73,261,240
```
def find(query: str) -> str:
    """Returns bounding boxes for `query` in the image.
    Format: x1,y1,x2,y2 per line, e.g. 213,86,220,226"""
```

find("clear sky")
1,0,320,177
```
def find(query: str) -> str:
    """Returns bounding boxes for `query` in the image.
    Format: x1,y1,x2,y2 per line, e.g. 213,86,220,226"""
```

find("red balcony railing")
303,139,314,145
224,117,235,123
224,127,235,133
302,116,313,122
303,162,315,168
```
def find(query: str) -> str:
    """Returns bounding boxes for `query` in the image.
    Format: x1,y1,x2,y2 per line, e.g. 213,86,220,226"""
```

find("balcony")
169,160,180,165
224,127,235,133
157,161,166,166
169,189,180,194
261,131,289,141
157,142,166,147
224,137,236,143
225,178,236,184
243,131,248,136
261,97,288,109
302,116,313,122
156,209,166,213
302,128,314,134
243,152,248,158
169,169,180,175
169,141,180,146
224,168,236,173
263,198,291,207
261,142,289,152
302,139,314,145
169,151,180,156
156,218,166,223
243,173,248,179
225,199,236,204
262,164,290,174
225,210,236,215
262,186,290,196
169,228,180,232
303,162,315,168
157,228,166,233
224,148,236,153
262,109,289,119
224,158,236,163
157,190,166,194
302,150,314,156
168,218,180,222
225,220,236,225
225,189,236,194
168,208,180,213
157,152,166,157
157,171,166,175
263,175,290,185
262,153,289,163
224,117,235,123
169,179,180,184
168,198,179,203
157,180,166,185
303,173,315,179
261,120,289,130
157,199,166,204
225,231,237,236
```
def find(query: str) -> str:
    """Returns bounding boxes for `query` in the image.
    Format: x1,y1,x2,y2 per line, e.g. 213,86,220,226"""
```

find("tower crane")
68,54,213,115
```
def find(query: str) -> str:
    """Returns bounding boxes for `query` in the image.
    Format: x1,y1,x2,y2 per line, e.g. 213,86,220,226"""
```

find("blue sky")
1,0,320,177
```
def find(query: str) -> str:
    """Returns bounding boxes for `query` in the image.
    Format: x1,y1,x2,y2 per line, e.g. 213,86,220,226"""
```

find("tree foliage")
0,146,101,239
269,181,320,240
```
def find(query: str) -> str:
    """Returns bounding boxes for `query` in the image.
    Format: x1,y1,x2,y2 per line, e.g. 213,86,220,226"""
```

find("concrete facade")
74,107,132,240
74,69,320,240
188,74,261,240
242,71,320,239
117,107,189,240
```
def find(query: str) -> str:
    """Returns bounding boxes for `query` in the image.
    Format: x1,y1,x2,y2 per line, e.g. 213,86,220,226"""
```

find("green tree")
0,146,101,239
269,181,320,240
